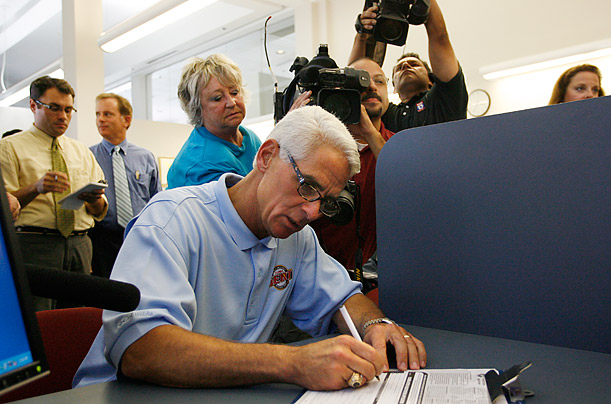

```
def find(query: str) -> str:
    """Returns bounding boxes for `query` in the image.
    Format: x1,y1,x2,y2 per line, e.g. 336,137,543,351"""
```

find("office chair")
0,307,102,403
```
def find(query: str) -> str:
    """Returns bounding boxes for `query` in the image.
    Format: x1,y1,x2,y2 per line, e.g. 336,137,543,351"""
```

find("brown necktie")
51,138,75,237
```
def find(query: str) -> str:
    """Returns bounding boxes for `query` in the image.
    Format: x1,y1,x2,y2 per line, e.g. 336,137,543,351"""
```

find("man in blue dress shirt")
89,93,161,278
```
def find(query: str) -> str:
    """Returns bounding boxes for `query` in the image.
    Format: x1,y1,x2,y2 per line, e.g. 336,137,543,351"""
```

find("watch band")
362,317,397,334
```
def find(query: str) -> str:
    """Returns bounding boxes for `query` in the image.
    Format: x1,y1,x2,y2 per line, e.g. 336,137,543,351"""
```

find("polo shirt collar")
214,173,277,251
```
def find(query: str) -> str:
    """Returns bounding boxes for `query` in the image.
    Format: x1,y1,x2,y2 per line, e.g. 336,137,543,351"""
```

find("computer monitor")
0,177,49,395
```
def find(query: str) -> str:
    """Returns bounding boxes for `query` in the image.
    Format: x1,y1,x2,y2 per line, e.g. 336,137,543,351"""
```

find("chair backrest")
0,307,102,403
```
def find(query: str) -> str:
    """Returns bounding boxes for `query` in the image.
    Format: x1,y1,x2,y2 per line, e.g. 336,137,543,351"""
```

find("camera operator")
349,0,467,133
310,57,393,275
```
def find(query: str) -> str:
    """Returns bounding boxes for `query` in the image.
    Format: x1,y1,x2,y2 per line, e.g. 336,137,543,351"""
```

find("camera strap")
353,184,364,284
364,37,387,67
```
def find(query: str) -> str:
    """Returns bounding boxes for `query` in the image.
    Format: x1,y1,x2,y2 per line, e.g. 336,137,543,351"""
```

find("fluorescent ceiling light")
0,86,30,107
0,0,61,55
0,68,63,107
99,0,219,53
481,40,611,80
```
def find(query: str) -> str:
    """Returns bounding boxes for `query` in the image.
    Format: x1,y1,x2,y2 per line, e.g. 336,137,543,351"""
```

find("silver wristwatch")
362,317,397,334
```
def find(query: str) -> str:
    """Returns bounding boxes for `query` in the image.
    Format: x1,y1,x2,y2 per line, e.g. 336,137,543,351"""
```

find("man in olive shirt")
0,76,107,311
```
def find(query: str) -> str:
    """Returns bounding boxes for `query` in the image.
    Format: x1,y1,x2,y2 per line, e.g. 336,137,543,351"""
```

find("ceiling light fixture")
0,67,63,107
98,0,219,53
481,39,611,80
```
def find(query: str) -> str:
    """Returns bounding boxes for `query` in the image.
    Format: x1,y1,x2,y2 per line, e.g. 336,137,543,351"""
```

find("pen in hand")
338,305,379,386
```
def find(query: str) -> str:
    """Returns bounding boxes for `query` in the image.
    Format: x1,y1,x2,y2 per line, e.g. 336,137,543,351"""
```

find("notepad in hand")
58,182,108,210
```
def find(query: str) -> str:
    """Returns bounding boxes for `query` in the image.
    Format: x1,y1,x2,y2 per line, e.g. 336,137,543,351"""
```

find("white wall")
293,0,611,116
127,119,192,159
0,106,191,158
3,0,609,157
0,107,34,135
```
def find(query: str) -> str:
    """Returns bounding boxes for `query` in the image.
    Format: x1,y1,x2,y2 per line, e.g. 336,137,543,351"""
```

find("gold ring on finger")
348,372,363,388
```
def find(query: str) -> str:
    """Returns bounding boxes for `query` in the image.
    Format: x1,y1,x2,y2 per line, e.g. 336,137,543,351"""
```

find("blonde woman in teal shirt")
167,54,262,189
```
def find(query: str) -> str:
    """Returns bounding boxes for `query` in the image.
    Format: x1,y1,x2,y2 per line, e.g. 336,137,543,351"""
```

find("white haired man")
73,106,426,391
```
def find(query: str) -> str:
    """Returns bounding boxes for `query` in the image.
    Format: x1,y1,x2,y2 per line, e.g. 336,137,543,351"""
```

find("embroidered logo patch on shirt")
269,265,293,290
416,101,425,112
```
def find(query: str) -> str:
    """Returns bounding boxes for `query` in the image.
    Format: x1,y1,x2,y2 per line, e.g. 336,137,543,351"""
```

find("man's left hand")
288,90,312,113
346,105,386,158
363,322,427,372
6,192,20,221
78,188,105,204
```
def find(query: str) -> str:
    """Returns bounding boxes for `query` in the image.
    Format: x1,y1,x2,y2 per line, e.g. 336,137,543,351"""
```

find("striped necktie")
112,146,133,228
51,138,74,237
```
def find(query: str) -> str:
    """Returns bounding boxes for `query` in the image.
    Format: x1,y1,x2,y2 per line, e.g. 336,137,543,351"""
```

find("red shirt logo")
269,265,293,290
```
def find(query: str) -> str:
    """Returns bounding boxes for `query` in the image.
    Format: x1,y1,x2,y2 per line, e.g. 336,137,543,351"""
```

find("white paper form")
295,369,494,404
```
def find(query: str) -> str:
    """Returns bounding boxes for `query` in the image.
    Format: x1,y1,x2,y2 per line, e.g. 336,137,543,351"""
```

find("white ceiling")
0,0,292,100
3,0,610,119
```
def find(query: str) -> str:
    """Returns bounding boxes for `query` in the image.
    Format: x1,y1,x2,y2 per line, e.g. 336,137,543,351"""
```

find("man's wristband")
362,317,397,334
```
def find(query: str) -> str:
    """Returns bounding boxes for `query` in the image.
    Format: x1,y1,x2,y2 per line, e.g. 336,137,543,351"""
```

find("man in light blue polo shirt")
74,106,426,391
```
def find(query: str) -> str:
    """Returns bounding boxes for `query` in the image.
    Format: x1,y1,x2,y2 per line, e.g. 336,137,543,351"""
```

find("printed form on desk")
295,369,499,404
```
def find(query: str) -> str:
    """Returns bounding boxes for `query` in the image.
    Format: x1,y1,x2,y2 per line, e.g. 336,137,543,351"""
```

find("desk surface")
11,326,610,404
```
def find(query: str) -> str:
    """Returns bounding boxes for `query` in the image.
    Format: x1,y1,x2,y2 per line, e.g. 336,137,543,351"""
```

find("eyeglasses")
33,99,77,115
285,151,340,217
371,74,389,87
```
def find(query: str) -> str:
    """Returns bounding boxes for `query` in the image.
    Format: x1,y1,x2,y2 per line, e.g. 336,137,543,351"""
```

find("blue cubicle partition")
376,96,610,353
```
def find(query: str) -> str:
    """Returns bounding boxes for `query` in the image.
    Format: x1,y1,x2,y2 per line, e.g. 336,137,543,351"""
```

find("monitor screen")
0,181,49,395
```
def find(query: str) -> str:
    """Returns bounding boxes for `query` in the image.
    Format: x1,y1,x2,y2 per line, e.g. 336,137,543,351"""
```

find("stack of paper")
296,369,497,404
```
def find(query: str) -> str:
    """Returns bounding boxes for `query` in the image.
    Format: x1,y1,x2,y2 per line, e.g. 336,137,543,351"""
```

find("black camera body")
314,67,370,125
370,0,430,46
275,45,370,124
330,180,359,226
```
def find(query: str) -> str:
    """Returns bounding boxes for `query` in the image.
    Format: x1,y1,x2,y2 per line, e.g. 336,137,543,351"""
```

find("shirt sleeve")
150,156,162,197
284,226,362,337
424,67,468,122
382,102,401,131
103,205,197,368
87,149,109,220
0,140,19,192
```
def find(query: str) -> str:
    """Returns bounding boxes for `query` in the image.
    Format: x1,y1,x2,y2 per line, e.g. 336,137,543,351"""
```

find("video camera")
274,44,370,124
359,0,430,46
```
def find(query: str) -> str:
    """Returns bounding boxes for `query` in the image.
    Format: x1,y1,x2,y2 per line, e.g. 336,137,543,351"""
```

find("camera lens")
329,185,356,226
321,93,352,123
378,19,404,42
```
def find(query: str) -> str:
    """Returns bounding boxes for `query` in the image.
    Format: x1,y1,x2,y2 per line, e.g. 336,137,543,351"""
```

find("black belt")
15,226,89,237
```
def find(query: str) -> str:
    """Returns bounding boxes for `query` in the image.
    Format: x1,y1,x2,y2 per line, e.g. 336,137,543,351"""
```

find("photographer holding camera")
349,0,467,133
310,57,393,281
